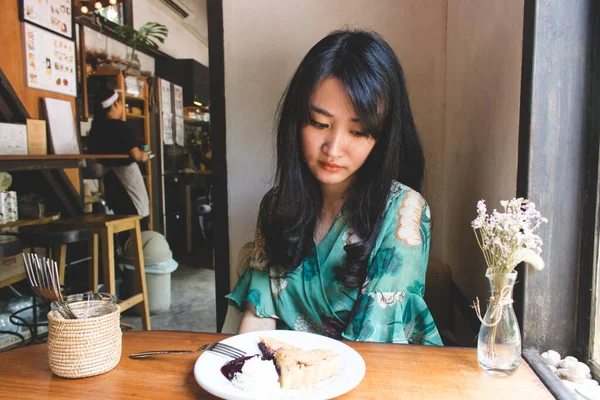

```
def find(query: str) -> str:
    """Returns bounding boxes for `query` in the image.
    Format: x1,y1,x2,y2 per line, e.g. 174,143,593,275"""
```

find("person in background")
225,29,442,345
88,88,150,231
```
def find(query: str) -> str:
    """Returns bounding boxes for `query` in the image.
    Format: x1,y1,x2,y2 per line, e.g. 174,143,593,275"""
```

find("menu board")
24,23,76,97
22,0,72,38
43,98,80,154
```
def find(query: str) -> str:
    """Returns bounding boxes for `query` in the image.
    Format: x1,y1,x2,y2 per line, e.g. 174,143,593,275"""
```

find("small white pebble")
560,357,579,369
574,384,600,400
542,350,562,368
579,380,599,387
587,374,593,380
563,380,577,391
575,362,592,376
559,368,588,382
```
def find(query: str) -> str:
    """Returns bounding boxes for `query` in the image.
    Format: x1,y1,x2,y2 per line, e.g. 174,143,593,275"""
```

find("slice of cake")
259,336,340,390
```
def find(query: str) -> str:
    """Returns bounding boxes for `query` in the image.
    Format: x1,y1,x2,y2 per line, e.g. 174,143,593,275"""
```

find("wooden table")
0,331,553,399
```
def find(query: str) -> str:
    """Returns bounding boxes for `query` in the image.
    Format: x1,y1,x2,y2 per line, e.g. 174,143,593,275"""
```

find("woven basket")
47,301,122,379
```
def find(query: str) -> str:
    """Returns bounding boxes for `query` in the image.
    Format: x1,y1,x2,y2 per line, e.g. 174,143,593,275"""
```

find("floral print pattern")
226,182,442,346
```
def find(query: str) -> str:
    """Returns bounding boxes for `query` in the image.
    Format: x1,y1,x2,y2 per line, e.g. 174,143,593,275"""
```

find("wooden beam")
207,0,230,333
517,0,595,356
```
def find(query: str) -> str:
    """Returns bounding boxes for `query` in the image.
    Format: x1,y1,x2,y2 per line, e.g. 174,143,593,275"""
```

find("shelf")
0,154,128,160
126,113,145,119
84,194,103,204
0,212,61,231
0,154,128,172
125,94,147,101
123,71,150,79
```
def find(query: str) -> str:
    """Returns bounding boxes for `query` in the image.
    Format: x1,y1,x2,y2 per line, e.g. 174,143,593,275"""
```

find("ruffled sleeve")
225,268,278,318
225,190,278,319
342,187,443,346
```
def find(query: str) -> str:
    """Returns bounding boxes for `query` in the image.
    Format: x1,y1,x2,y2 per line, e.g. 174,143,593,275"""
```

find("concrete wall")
222,0,447,289
133,0,208,66
84,0,209,72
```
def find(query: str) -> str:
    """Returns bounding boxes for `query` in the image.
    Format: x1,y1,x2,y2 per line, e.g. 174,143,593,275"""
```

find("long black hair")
265,29,425,288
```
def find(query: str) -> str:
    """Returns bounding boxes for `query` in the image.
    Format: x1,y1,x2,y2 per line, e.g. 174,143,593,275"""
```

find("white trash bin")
121,231,178,315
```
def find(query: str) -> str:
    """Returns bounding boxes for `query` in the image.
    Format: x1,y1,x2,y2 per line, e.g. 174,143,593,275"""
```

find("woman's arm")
238,302,276,333
130,147,149,162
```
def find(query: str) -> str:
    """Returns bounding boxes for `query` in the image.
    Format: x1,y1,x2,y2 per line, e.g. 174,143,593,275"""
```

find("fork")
129,342,246,359
22,254,77,319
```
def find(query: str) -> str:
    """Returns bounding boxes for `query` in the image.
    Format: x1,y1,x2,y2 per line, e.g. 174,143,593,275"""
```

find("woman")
226,30,442,345
88,88,150,230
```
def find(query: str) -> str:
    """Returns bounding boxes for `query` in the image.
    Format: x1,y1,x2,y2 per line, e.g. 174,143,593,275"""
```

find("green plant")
115,22,168,69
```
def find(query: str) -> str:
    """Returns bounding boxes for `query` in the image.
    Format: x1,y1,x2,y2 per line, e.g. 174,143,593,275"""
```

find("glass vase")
477,270,521,376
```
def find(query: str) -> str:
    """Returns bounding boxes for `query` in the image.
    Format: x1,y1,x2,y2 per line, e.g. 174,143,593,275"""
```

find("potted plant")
115,22,169,72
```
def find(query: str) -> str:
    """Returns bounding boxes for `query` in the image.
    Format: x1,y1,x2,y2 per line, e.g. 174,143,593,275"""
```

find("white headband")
101,91,119,109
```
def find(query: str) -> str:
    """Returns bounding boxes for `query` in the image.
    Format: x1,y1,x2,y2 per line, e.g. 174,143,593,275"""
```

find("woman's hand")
130,147,149,162
238,302,276,333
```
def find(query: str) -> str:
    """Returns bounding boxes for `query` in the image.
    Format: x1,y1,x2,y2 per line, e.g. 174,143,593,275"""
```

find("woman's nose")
321,128,345,157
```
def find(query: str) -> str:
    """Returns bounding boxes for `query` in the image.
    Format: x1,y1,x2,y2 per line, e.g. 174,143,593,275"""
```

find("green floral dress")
226,181,442,345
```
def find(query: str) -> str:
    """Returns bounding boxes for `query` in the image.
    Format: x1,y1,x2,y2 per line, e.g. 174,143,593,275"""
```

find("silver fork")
22,254,77,319
129,342,246,359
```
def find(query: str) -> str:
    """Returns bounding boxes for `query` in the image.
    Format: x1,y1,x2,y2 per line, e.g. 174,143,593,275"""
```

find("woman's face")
301,77,376,192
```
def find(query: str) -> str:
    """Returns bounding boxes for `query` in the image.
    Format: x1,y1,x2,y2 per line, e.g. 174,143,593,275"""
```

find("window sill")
522,348,577,400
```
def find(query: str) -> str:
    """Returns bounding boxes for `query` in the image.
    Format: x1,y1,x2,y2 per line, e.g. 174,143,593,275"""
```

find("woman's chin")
313,171,351,186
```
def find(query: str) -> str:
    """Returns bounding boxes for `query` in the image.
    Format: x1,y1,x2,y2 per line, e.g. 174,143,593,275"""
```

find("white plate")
194,330,366,400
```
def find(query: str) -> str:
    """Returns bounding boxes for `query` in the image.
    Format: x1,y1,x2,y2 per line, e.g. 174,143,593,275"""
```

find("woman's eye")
309,119,328,129
350,130,369,138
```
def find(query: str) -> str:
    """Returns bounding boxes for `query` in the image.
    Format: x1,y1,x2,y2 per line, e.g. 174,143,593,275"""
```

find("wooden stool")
7,222,91,286
65,214,151,330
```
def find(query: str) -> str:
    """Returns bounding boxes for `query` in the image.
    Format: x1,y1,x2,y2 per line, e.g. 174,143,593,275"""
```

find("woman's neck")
320,180,349,215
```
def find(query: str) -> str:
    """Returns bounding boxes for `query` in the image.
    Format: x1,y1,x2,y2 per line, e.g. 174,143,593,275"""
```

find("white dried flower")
472,198,547,274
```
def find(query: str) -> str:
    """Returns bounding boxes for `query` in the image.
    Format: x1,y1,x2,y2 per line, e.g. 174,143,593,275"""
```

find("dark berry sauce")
258,342,275,360
221,354,260,381
221,343,281,381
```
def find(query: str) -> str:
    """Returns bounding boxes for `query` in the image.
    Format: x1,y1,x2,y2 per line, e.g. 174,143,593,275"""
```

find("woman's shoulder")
386,181,429,225
383,181,430,247
387,180,428,212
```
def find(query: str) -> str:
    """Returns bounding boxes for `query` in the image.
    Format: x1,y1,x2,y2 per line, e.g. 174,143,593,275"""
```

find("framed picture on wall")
24,23,77,97
19,0,73,39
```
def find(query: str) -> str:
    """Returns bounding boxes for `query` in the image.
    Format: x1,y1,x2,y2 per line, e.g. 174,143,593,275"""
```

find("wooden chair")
64,214,151,330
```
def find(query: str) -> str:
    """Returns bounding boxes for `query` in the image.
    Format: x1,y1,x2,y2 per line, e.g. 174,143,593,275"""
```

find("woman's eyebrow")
310,105,333,117
309,105,360,122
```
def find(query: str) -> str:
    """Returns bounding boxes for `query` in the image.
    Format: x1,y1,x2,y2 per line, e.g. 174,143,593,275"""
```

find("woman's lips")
319,161,342,172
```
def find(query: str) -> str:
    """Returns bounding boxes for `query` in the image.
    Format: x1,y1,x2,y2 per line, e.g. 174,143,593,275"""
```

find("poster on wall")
174,85,183,117
24,23,77,97
162,113,174,145
175,117,184,146
21,0,72,38
160,80,172,112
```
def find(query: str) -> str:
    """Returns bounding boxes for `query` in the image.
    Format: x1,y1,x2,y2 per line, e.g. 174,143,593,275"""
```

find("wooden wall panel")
1,1,80,193
443,0,524,312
